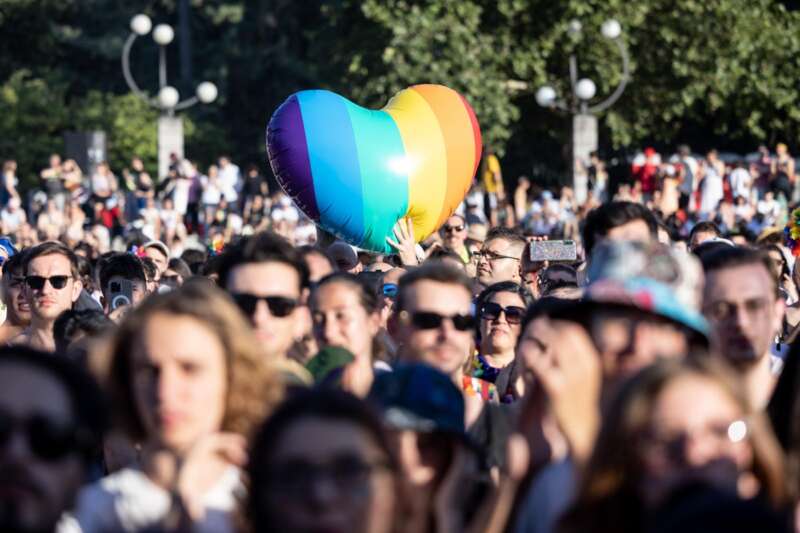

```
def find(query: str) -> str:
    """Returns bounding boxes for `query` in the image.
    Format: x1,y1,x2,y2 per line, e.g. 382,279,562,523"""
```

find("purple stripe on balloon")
266,95,320,220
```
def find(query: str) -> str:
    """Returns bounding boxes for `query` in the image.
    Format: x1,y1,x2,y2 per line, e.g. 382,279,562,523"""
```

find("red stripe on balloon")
459,93,482,177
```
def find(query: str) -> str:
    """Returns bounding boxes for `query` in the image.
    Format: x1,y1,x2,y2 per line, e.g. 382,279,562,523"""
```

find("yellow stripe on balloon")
384,88,448,241
412,85,477,229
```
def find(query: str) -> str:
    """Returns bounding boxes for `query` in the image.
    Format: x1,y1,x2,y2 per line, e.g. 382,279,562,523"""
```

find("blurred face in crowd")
479,291,526,356
690,230,717,251
262,416,396,533
703,263,784,366
25,254,82,322
390,430,455,492
3,270,30,327
304,252,334,285
476,238,523,287
311,281,380,359
393,281,474,379
143,247,168,275
440,216,467,253
638,374,751,508
590,308,689,388
0,362,85,533
604,218,653,246
131,313,227,453
226,261,303,358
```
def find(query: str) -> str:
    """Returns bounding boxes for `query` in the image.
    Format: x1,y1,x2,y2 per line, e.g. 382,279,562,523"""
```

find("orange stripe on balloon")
384,88,447,241
459,93,482,177
413,85,478,229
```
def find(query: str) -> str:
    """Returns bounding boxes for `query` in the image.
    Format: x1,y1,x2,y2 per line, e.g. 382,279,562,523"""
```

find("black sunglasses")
0,412,86,462
443,225,465,233
481,302,526,325
25,275,71,291
231,293,299,317
405,311,475,331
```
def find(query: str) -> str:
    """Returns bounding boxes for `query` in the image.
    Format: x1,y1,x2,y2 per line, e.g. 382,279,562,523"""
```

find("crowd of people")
0,143,800,533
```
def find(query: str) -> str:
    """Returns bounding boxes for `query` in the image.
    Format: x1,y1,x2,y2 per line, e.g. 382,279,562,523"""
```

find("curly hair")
103,281,283,442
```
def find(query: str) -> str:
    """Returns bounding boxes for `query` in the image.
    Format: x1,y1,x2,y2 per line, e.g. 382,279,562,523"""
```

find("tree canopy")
1,0,799,189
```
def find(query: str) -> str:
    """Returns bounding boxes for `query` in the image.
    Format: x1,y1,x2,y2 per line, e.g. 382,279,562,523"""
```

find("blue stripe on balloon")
344,103,409,253
297,91,365,245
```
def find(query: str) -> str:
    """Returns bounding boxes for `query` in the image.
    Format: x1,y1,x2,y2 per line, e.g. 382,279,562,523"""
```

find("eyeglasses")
382,283,398,299
231,293,299,317
642,419,748,465
443,225,465,233
480,302,526,324
25,275,71,291
402,310,475,331
0,411,87,462
475,250,519,262
267,455,393,498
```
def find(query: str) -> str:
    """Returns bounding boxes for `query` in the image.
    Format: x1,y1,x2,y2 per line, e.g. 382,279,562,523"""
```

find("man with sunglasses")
217,231,309,360
390,263,475,385
0,345,107,533
474,227,526,292
12,242,83,351
439,215,470,264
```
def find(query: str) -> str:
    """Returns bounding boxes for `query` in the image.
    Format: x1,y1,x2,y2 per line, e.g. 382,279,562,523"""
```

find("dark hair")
689,221,721,243
140,257,158,282
1,250,24,280
53,310,114,354
519,297,579,334
485,226,526,249
167,257,192,280
396,263,473,312
297,245,336,273
476,281,532,312
98,253,146,291
762,244,791,279
0,346,108,463
312,272,380,314
426,247,466,264
582,202,658,256
180,249,207,275
74,242,95,261
23,241,80,278
245,388,397,531
700,246,778,297
216,231,309,291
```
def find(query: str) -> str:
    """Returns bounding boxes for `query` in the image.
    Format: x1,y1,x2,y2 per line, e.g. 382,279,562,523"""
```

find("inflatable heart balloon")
266,84,482,253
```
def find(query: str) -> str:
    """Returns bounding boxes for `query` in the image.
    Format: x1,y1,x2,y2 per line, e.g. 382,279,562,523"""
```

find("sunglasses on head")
231,293,299,317
0,412,86,462
25,275,71,291
382,283,398,299
404,311,475,331
480,302,526,324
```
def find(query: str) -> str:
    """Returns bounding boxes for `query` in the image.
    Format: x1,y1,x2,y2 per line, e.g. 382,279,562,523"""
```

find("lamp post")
122,14,218,179
535,18,629,203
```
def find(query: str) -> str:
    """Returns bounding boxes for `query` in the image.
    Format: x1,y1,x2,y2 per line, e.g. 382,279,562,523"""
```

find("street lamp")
535,18,630,203
121,13,218,179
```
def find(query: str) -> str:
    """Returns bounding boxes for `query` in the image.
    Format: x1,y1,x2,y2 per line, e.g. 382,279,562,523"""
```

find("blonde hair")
104,280,283,441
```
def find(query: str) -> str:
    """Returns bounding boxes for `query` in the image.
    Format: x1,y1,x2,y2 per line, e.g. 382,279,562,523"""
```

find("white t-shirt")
60,466,241,533
219,164,240,203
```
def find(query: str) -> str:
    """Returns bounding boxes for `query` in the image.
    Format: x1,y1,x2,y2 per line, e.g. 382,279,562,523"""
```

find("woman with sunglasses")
70,282,283,532
470,282,531,403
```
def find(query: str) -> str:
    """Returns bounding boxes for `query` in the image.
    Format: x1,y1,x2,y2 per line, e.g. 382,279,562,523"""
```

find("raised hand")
386,217,419,266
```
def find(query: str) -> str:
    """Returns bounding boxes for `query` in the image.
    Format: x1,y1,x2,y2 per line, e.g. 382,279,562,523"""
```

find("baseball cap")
368,363,465,436
0,238,17,261
583,240,709,338
327,241,359,271
143,240,170,259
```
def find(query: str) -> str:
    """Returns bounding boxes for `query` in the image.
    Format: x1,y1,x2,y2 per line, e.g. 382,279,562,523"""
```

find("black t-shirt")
244,173,266,197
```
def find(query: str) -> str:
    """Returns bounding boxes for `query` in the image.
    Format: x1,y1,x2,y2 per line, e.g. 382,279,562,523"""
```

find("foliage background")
1,0,799,191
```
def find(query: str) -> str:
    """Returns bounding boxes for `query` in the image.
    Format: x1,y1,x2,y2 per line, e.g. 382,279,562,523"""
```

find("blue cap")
0,238,17,262
368,363,465,436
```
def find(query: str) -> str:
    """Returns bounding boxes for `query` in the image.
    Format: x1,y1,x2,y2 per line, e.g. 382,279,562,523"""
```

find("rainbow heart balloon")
266,84,482,252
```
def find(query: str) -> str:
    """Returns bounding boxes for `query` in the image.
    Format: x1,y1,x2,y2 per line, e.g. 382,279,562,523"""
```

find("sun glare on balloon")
387,155,416,175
